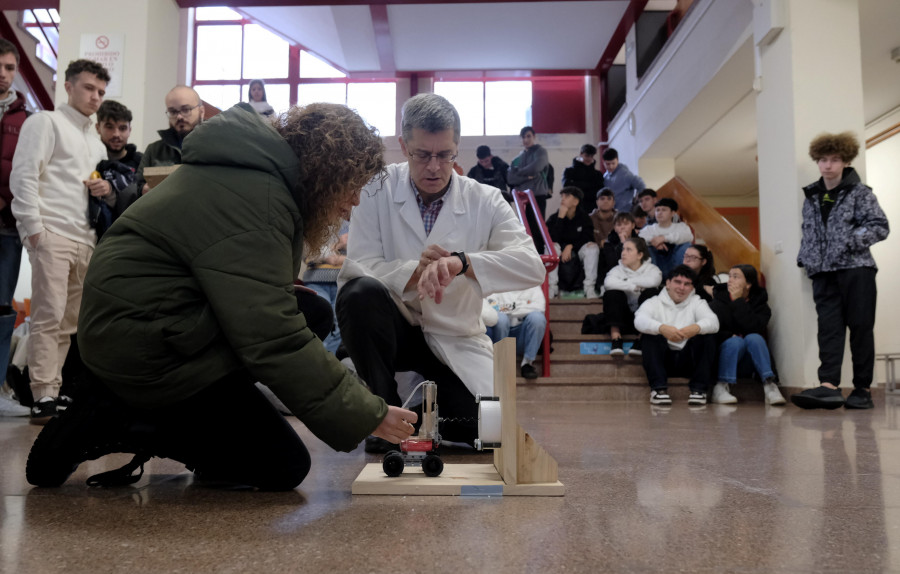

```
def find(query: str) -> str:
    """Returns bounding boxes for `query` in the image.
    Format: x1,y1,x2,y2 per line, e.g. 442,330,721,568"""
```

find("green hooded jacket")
78,103,387,452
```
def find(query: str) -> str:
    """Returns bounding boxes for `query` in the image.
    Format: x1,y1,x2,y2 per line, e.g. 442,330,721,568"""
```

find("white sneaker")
687,391,707,406
0,395,30,417
764,381,786,405
584,286,598,299
711,382,737,404
548,284,559,299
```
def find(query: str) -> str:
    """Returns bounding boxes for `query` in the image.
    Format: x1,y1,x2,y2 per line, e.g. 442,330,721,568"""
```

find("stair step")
549,299,603,320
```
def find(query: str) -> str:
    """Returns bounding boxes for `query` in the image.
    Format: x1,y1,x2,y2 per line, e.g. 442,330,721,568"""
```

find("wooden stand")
351,339,565,496
143,165,180,189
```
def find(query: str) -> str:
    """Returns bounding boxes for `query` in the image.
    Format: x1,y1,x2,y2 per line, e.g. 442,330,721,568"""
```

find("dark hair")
520,126,535,138
597,187,614,200
808,131,859,163
624,236,650,262
580,143,597,155
631,205,648,218
64,59,110,83
731,264,760,293
638,188,657,199
667,264,696,284
476,145,491,159
248,79,268,102
0,38,20,65
96,100,132,124
613,211,636,225
602,148,618,161
655,197,678,211
560,185,583,202
686,244,715,284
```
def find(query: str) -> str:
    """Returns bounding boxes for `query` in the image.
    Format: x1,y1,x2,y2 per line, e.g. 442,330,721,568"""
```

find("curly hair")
97,100,132,124
808,132,859,163
65,59,110,83
274,103,385,254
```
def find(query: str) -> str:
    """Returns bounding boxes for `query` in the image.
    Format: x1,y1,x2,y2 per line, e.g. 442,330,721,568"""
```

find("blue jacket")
603,163,645,213
797,168,889,277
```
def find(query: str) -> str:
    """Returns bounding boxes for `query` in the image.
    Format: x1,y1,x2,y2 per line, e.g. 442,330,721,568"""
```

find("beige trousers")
25,230,93,399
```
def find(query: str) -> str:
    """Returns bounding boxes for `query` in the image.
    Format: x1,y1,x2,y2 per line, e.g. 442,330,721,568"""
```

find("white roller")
478,400,502,445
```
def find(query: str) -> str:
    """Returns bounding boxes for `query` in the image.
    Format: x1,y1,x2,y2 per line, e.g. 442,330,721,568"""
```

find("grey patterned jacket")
797,168,889,277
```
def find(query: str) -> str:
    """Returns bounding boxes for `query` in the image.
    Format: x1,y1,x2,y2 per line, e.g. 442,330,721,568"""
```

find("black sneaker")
627,338,642,356
56,395,73,412
609,339,625,356
790,385,845,410
520,363,539,379
845,388,874,410
364,435,399,454
30,397,58,426
650,389,672,405
26,396,146,487
687,390,707,406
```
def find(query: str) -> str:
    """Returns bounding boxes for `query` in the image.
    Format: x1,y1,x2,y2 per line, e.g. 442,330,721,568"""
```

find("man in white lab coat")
337,93,545,452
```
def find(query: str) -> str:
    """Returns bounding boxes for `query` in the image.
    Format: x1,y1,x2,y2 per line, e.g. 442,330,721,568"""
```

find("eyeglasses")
165,104,202,118
683,255,702,262
408,151,458,165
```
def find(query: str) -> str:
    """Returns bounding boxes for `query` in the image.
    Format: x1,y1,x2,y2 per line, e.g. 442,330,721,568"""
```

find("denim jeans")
486,310,546,362
649,242,690,278
0,233,22,305
717,333,775,384
306,282,341,354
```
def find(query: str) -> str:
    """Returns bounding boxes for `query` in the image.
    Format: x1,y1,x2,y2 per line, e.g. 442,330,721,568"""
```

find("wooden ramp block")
351,463,564,496
143,165,180,189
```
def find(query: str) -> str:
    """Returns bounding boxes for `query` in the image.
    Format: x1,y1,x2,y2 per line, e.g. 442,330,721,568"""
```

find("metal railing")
511,189,559,378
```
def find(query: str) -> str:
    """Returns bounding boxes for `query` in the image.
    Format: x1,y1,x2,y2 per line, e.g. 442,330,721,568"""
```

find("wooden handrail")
657,176,759,271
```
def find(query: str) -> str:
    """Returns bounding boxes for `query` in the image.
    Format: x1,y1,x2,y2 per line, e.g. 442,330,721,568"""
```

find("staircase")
518,297,770,403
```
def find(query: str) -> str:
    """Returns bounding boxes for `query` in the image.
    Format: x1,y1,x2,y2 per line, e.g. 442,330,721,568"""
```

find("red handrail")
512,189,558,378
0,12,53,111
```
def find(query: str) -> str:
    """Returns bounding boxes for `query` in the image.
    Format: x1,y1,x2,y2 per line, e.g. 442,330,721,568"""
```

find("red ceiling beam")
1,1,58,8
596,0,647,73
369,4,395,74
177,0,617,6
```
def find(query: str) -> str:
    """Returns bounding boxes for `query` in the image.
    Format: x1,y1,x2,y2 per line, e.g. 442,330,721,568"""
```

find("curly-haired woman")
26,102,417,490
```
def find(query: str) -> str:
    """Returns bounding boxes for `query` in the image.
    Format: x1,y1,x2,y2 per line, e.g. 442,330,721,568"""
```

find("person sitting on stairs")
603,237,661,356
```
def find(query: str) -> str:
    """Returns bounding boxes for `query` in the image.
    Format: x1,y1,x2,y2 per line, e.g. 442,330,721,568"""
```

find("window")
434,80,532,136
22,9,59,70
192,7,396,136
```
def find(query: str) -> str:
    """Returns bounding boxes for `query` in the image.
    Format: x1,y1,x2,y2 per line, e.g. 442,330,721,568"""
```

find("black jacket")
467,156,509,192
562,158,602,200
546,208,594,253
709,283,771,344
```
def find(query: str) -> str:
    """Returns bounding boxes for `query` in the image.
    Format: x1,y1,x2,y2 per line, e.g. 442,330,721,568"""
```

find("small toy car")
382,381,443,478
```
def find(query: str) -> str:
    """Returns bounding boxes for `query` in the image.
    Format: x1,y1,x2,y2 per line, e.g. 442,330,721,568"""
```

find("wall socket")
774,241,783,254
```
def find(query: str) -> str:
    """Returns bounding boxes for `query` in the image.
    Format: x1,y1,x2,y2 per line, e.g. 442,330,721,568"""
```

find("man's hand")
659,324,684,343
141,183,150,195
372,406,419,444
84,178,112,198
561,244,574,263
28,232,41,249
417,254,463,303
650,236,667,250
405,244,452,292
676,324,701,340
557,204,570,219
617,231,630,244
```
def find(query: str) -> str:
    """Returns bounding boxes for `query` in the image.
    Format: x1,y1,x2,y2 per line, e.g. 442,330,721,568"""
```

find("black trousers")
603,289,657,333
78,369,311,491
641,333,716,393
337,277,477,444
811,268,877,388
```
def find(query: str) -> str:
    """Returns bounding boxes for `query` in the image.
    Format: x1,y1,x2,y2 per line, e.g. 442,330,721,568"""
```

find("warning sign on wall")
79,33,124,98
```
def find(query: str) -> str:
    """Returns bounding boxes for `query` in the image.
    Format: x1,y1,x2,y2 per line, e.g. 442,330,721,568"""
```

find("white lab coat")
339,162,545,397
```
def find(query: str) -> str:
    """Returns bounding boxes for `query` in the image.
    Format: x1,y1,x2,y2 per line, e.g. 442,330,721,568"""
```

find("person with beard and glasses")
135,85,204,195
10,59,109,424
89,100,143,239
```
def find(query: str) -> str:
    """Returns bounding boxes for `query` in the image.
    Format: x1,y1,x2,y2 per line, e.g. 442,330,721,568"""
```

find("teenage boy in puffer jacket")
791,132,889,411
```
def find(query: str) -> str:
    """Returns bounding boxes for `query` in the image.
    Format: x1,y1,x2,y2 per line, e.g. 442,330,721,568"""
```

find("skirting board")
351,463,565,497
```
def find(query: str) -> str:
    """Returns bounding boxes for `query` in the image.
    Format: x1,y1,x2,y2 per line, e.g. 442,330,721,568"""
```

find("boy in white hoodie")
634,265,719,406
638,197,693,277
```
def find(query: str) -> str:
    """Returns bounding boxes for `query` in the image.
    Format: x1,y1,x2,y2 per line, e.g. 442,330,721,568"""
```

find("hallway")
2,391,898,573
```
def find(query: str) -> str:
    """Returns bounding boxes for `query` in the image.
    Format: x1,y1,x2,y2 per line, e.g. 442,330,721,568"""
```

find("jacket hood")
658,286,699,310
803,167,860,199
181,103,300,196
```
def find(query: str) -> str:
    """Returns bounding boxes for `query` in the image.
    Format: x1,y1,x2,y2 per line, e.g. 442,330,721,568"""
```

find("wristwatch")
450,251,468,276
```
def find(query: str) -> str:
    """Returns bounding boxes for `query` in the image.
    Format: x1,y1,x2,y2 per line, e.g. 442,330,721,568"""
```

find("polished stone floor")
2,390,899,573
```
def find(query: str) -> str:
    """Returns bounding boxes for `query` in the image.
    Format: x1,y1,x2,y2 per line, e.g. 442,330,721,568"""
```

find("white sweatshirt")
10,103,106,247
603,259,662,311
638,220,693,245
634,288,719,350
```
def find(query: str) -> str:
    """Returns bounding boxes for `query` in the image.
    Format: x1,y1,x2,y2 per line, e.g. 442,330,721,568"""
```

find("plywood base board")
351,463,564,496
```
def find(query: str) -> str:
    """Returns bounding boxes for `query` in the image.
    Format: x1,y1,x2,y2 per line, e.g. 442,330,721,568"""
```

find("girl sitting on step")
603,237,662,356
708,264,785,406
